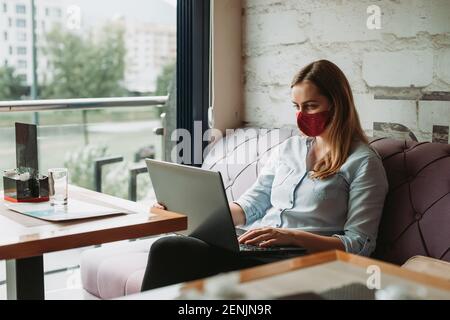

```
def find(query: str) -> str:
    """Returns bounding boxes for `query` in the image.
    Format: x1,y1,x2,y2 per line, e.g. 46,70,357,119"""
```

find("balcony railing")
0,96,168,112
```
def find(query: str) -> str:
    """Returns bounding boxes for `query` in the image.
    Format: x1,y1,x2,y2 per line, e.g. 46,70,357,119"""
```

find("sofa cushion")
203,128,299,203
80,237,164,299
125,269,147,296
369,138,450,265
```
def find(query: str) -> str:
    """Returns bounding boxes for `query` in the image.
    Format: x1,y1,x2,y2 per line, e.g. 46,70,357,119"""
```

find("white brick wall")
418,101,450,135
245,10,308,48
437,49,450,84
381,0,450,37
362,50,434,87
354,94,419,134
245,86,295,128
242,0,450,142
309,3,381,43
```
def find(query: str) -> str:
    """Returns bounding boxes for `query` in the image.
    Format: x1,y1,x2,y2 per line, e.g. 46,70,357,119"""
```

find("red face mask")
296,110,331,137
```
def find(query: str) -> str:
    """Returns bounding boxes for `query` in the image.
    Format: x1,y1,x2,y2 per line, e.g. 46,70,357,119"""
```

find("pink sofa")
80,127,450,299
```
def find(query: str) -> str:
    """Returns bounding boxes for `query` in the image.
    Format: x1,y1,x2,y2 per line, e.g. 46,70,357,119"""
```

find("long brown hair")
291,59,368,180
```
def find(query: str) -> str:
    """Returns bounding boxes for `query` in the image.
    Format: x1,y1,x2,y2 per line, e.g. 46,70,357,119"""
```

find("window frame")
176,0,210,166
16,18,27,28
16,4,26,14
17,46,27,55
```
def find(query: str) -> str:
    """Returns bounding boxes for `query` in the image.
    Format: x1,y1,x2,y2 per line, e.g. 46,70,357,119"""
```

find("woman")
141,59,389,291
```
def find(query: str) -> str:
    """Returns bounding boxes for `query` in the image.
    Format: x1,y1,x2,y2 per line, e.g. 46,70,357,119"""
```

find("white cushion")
80,237,165,299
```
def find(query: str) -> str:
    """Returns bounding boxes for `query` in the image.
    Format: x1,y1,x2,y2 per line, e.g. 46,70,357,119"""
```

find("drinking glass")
48,168,68,206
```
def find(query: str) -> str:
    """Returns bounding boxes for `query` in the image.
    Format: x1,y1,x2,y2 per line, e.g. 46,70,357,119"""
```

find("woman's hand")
238,227,299,247
152,202,166,210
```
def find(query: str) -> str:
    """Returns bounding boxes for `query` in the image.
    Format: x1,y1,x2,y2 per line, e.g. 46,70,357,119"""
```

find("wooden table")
123,250,450,300
0,185,187,300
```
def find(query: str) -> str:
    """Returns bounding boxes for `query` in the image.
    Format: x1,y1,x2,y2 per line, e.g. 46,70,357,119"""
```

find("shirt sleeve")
232,146,280,226
333,154,389,257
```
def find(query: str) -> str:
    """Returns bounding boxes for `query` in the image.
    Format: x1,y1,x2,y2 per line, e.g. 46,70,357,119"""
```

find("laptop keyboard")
239,243,281,252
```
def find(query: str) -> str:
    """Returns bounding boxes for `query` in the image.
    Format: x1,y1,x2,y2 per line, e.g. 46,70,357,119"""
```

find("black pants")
141,235,297,291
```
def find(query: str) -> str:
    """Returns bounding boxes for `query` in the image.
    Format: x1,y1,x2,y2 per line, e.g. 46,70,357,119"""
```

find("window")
17,32,27,41
9,46,13,55
43,6,62,18
8,17,12,27
3,31,7,41
0,0,179,293
3,2,7,13
4,59,8,66
17,46,27,55
18,60,27,69
55,8,62,18
16,4,26,14
16,19,26,28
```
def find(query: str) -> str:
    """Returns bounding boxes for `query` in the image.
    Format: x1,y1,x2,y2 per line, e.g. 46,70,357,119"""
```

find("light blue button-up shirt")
234,135,389,257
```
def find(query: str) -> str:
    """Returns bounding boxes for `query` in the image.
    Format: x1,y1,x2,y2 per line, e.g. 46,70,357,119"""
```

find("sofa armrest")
402,255,450,281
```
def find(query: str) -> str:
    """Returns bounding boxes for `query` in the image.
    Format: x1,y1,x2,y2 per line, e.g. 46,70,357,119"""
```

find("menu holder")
3,123,49,203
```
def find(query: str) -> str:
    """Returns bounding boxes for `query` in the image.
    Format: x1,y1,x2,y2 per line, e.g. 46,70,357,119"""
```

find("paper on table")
4,199,128,221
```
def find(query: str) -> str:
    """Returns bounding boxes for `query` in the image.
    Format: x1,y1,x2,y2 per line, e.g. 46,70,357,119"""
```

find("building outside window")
16,18,26,28
17,59,27,68
17,46,27,55
16,4,26,14
17,32,26,41
54,7,61,17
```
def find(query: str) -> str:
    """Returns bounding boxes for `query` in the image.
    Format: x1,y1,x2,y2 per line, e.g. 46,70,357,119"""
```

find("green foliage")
102,161,151,200
64,144,109,190
41,23,127,99
153,61,175,117
0,66,26,100
64,144,151,201
155,62,175,96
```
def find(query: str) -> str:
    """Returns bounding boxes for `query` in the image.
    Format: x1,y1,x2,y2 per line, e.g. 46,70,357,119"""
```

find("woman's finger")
259,239,277,247
238,228,270,243
244,233,273,246
152,202,166,209
238,229,259,242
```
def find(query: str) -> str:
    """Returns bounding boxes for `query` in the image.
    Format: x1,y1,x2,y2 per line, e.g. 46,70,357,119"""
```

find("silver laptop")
145,159,306,256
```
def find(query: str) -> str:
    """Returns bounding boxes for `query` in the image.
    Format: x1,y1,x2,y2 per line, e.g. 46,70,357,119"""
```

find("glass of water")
48,168,68,206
